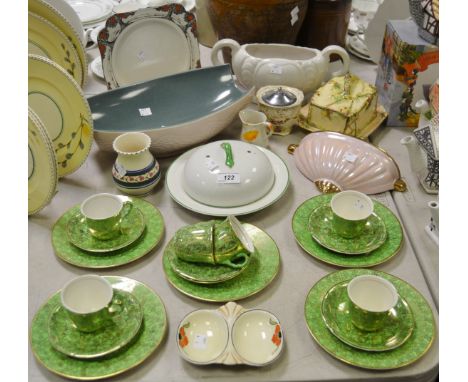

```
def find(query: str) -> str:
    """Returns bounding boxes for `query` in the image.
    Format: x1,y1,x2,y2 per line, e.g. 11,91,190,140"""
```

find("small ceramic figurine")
401,83,439,194
173,216,255,268
112,132,161,195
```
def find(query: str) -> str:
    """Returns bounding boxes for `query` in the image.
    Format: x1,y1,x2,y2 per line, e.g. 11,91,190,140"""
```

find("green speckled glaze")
163,224,280,302
304,269,435,370
52,198,164,268
321,282,414,352
173,217,250,269
293,194,403,267
30,276,167,380
167,241,250,284
48,290,143,359
309,205,387,255
66,208,145,253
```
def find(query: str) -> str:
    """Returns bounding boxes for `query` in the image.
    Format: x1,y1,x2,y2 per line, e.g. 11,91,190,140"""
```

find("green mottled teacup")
330,191,373,238
347,275,399,332
174,215,255,268
60,275,121,332
81,193,132,240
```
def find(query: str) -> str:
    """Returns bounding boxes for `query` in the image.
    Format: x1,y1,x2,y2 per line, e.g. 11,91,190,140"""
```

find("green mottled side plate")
52,198,164,268
321,282,414,352
163,224,280,302
167,241,251,284
48,290,143,359
66,207,146,253
309,204,387,255
304,269,435,370
293,194,403,267
30,276,167,380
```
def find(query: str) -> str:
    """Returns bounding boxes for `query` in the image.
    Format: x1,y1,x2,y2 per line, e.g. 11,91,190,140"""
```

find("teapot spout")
401,135,424,175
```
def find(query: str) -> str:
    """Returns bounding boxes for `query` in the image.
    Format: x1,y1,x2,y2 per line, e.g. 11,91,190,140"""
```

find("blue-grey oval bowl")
88,65,254,157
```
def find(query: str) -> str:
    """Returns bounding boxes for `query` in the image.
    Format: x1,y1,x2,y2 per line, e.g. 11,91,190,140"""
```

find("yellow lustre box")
302,74,384,138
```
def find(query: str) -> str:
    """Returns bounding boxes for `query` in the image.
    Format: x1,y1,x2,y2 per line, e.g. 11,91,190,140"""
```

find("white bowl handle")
211,39,241,65
321,45,350,77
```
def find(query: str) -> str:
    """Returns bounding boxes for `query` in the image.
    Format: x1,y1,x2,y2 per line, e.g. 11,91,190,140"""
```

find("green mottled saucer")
163,224,280,302
48,290,143,359
305,269,435,370
293,194,403,267
52,198,164,268
167,241,251,284
309,204,387,255
31,276,167,380
66,207,146,253
321,282,414,352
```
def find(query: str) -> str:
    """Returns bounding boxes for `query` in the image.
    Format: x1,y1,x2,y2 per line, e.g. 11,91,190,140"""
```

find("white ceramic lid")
183,140,275,207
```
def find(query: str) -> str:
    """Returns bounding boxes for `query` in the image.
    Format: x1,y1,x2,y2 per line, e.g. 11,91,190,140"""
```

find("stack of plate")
346,34,373,62
67,0,114,28
28,55,94,215
162,222,281,303
51,196,164,268
28,0,87,87
30,275,167,379
304,269,436,370
292,194,404,268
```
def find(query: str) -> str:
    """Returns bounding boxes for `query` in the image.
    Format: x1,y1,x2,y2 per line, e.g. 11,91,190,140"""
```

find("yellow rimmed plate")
28,12,83,86
28,107,58,215
28,54,93,177
28,0,87,87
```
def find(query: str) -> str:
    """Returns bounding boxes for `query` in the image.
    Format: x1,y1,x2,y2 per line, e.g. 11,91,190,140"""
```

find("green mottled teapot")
173,216,255,268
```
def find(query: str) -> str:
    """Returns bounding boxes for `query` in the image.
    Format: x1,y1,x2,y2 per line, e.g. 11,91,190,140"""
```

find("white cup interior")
113,132,151,154
239,109,267,125
347,275,398,312
61,275,113,314
232,309,283,365
178,310,229,364
81,193,123,220
331,191,373,221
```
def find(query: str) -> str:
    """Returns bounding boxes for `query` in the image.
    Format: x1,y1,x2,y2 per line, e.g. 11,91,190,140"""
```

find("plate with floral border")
304,269,435,370
29,12,84,86
48,289,143,359
28,107,58,215
163,224,280,302
166,146,289,217
30,276,167,380
28,54,93,177
308,204,387,255
98,4,200,89
292,194,403,267
321,281,414,352
29,0,88,86
66,205,146,253
52,197,164,268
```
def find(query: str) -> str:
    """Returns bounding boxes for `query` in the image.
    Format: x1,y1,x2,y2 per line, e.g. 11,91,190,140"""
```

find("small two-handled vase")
112,132,161,196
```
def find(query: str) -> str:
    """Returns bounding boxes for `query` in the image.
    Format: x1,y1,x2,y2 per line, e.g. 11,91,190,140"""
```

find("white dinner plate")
348,34,370,56
99,6,199,88
68,0,114,25
44,0,86,44
166,146,290,217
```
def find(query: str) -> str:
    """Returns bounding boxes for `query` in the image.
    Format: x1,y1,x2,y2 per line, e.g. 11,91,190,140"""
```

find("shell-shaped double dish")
177,302,283,367
289,132,406,194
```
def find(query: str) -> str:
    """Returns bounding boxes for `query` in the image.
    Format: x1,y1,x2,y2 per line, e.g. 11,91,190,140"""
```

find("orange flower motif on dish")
271,320,282,347
242,130,259,142
179,323,190,348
